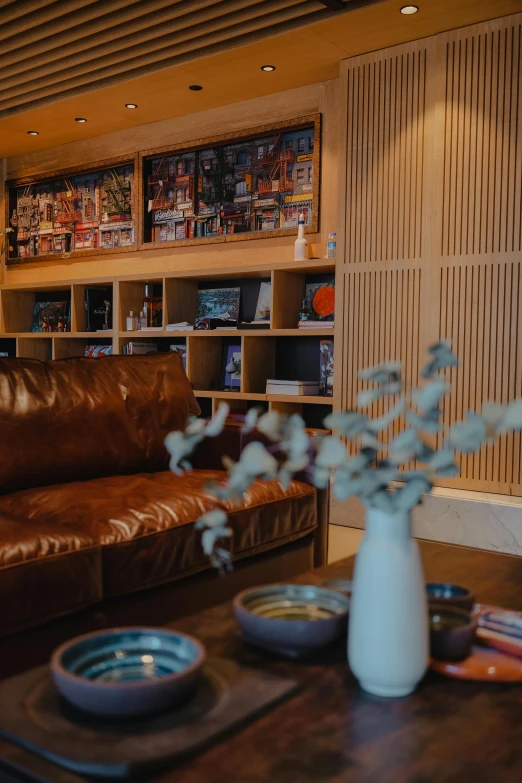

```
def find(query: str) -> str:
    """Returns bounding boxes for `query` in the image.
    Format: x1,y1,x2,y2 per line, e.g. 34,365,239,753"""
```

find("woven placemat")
0,657,297,781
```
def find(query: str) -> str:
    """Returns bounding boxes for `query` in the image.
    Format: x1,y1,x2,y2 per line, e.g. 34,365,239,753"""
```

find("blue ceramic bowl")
234,584,349,655
51,627,206,718
426,583,474,611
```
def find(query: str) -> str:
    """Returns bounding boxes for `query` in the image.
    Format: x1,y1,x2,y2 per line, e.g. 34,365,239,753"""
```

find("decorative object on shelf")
85,286,112,331
319,339,334,396
84,345,112,357
141,116,320,248
294,212,309,261
126,311,138,331
6,158,135,264
170,344,187,369
51,627,206,718
254,282,271,322
31,301,70,333
305,276,335,321
196,287,240,324
234,584,349,657
166,339,522,697
222,344,241,391
298,297,312,323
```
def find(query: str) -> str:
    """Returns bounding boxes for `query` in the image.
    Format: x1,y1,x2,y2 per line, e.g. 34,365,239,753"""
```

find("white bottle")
294,212,308,261
139,310,147,330
126,310,138,331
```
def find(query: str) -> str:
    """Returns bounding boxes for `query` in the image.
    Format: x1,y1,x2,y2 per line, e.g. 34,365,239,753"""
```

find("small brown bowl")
429,604,477,662
426,582,474,611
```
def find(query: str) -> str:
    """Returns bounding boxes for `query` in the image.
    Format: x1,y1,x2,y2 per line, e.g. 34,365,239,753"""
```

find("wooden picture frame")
138,114,321,251
5,153,138,266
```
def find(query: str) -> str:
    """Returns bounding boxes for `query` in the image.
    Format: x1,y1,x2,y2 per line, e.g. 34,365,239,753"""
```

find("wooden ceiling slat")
0,6,333,118
0,0,100,40
0,0,57,25
0,0,285,81
0,0,305,94
0,1,322,110
0,0,219,67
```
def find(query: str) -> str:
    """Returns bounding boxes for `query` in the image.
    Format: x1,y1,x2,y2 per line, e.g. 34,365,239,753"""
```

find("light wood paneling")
0,0,518,159
338,13,522,495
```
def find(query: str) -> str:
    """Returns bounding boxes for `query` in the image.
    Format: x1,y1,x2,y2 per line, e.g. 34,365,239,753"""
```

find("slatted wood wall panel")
338,13,522,495
344,49,426,264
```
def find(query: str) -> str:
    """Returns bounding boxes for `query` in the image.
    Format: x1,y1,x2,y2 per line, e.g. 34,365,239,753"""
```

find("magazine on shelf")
298,320,335,329
84,345,112,358
124,342,158,355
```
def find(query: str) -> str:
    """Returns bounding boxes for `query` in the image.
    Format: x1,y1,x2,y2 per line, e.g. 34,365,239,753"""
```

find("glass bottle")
143,284,153,328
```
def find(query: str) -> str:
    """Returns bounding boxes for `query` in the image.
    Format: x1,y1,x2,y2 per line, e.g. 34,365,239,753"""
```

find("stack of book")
266,379,320,396
165,322,194,331
298,320,335,329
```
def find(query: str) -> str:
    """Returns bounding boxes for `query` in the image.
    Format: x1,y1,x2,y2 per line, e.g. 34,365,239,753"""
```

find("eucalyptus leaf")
323,411,369,436
257,411,283,441
313,465,331,489
243,407,260,433
428,449,456,470
449,415,487,453
421,340,458,378
205,402,230,437
333,476,362,501
504,398,522,431
367,397,406,432
357,387,383,407
358,361,402,382
195,509,228,530
405,408,442,434
360,432,385,450
394,478,431,511
412,380,448,412
370,489,396,514
316,436,346,468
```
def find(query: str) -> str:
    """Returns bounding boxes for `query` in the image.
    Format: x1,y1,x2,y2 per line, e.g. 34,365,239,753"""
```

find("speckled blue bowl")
234,584,349,655
51,627,206,718
426,583,474,611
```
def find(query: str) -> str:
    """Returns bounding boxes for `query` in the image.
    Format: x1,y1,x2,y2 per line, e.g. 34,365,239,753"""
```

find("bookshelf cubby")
0,259,336,427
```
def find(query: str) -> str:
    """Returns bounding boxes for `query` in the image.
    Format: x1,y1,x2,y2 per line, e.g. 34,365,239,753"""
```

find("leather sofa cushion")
0,514,102,637
0,353,200,495
0,470,317,598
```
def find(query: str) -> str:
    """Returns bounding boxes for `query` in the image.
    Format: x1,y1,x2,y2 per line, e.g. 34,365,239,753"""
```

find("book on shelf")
240,321,271,330
123,342,159,355
165,322,194,331
266,379,320,396
298,320,335,329
85,345,112,358
137,326,163,331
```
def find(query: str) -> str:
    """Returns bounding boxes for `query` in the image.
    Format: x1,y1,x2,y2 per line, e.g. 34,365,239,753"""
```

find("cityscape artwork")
143,118,319,245
7,161,135,262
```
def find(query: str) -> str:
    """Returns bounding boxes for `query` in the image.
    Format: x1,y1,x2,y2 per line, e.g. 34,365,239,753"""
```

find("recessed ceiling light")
75,117,87,123
261,64,276,72
27,130,39,136
189,85,203,91
125,103,138,109
400,5,418,13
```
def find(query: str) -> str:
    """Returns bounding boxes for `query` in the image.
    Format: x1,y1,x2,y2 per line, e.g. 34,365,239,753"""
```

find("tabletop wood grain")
0,540,521,783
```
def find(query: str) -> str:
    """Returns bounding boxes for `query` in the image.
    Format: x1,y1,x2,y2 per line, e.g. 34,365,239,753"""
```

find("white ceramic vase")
348,505,429,697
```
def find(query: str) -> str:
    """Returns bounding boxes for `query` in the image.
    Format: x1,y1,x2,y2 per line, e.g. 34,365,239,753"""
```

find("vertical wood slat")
338,14,522,495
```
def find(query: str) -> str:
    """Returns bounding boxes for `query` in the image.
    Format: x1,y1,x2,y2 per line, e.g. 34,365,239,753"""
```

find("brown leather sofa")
0,353,328,639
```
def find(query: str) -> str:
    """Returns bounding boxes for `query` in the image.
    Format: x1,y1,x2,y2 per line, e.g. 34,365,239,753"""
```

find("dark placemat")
0,658,298,781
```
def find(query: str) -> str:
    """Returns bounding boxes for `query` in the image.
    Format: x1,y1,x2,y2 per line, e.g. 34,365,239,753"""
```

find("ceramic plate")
431,645,522,681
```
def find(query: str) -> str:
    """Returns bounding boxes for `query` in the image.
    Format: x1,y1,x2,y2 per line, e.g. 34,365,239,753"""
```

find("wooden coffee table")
1,540,522,783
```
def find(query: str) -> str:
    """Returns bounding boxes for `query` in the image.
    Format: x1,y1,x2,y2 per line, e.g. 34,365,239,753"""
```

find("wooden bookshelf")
0,260,337,425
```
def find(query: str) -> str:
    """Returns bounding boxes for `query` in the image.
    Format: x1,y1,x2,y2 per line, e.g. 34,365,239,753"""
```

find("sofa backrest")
0,353,200,494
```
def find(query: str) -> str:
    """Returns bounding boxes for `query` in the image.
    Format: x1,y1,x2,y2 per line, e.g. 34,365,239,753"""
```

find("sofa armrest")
191,419,243,471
